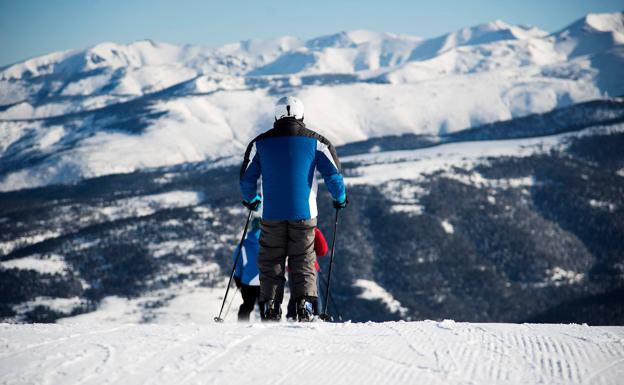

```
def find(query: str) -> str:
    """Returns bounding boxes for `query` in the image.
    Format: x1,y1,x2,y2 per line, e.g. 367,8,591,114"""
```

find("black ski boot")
260,299,282,322
296,296,317,322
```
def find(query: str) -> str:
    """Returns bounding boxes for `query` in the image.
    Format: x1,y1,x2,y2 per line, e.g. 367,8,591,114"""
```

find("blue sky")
0,0,622,66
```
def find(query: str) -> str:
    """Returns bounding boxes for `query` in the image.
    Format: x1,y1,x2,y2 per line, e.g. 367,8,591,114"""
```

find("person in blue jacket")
232,217,261,321
239,96,348,322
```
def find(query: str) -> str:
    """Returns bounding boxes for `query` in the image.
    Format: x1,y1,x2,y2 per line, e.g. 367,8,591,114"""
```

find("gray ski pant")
258,218,317,304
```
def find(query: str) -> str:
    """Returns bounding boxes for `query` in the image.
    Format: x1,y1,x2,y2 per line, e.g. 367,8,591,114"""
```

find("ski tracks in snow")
1,321,623,385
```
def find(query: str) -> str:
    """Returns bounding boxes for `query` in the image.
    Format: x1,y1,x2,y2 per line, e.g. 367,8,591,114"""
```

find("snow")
148,240,198,259
0,95,135,120
585,13,624,33
163,257,219,277
61,277,275,325
0,192,200,258
0,121,34,153
0,13,622,191
62,296,154,324
11,297,85,317
441,219,455,234
192,205,216,220
553,13,624,59
589,199,617,212
0,230,62,257
446,173,536,189
37,126,65,149
98,191,203,221
382,181,426,216
354,279,408,317
342,122,624,187
548,267,585,285
343,129,562,186
1,321,622,385
389,204,424,215
0,14,623,382
0,254,68,275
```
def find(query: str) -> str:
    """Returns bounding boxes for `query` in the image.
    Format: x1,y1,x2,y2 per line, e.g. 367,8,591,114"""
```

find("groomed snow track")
1,321,623,385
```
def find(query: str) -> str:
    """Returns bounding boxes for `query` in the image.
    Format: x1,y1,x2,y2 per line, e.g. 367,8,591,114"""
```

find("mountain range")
0,12,623,324
0,12,622,191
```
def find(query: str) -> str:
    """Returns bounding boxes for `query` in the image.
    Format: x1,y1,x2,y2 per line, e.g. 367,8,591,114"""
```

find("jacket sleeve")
240,140,261,201
314,227,329,257
315,139,346,202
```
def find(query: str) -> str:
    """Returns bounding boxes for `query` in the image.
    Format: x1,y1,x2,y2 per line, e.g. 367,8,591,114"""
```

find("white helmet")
274,96,304,121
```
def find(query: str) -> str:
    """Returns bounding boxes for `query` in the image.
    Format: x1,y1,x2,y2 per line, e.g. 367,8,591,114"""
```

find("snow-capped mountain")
1,12,624,326
0,12,622,191
552,12,624,58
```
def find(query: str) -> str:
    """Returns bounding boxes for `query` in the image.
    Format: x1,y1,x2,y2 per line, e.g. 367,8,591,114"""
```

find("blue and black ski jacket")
240,118,346,221
233,228,260,286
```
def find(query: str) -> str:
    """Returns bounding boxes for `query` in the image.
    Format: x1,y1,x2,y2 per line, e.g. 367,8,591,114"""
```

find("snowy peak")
0,40,201,81
406,19,547,61
442,20,540,49
0,36,307,82
305,30,406,49
2,13,623,82
577,12,624,34
553,12,624,57
305,31,361,49
249,30,422,75
0,49,77,80
0,12,623,191
218,36,303,59
84,40,188,69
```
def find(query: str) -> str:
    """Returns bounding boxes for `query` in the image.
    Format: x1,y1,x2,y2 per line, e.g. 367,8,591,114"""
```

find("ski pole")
318,270,342,321
320,209,339,321
214,209,253,322
223,286,239,320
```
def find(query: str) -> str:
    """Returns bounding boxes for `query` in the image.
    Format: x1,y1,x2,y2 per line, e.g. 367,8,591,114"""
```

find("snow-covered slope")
1,321,622,385
553,12,624,58
0,12,623,191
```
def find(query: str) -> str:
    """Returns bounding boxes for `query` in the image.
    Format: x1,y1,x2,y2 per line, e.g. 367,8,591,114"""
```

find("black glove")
234,276,242,289
242,195,262,211
333,195,348,210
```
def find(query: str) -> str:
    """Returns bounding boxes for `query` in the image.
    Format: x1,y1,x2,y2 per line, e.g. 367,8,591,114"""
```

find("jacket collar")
273,117,305,130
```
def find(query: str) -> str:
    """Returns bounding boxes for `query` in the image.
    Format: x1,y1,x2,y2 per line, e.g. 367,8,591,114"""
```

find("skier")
286,226,329,319
240,96,347,322
232,217,261,321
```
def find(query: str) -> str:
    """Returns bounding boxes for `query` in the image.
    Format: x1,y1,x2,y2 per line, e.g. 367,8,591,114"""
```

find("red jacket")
287,227,328,272
313,227,329,271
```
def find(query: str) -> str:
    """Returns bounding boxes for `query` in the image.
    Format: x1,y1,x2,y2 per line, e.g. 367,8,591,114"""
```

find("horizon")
1,0,622,67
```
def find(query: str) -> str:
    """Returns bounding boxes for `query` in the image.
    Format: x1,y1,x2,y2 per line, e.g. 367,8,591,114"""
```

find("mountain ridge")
0,12,622,192
1,12,619,81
